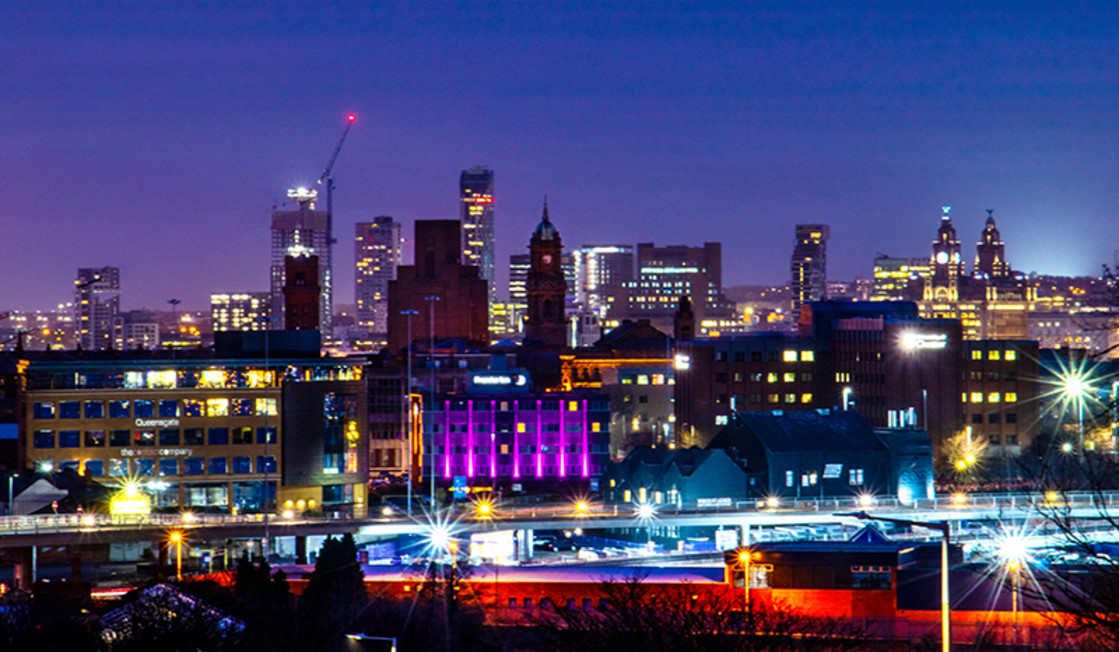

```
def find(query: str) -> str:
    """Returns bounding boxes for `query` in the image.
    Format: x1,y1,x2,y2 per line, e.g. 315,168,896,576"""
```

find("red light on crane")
347,114,356,122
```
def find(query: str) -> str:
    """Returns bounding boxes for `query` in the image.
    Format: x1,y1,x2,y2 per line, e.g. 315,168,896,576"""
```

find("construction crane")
315,113,357,245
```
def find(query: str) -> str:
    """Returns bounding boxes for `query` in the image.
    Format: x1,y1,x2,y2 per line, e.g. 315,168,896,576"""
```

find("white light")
673,354,690,371
636,503,655,519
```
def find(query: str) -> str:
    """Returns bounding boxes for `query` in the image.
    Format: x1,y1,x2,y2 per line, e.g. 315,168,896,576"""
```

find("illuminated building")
425,371,609,492
271,189,332,337
118,311,160,350
387,220,489,353
872,256,929,302
790,225,829,314
509,253,575,306
354,217,402,349
19,346,367,514
917,208,1037,340
75,267,120,351
616,242,736,335
460,167,495,312
211,293,272,333
961,340,1040,452
573,245,634,318
524,202,568,348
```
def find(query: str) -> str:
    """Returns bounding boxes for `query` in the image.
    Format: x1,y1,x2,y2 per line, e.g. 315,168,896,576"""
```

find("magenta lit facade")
425,393,610,490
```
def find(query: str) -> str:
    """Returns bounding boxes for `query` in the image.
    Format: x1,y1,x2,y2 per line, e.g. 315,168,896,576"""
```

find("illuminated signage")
110,498,151,516
121,448,194,457
901,332,948,350
472,373,528,387
135,418,180,428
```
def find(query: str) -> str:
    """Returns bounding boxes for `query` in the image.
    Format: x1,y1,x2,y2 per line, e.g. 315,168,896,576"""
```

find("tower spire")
542,195,550,223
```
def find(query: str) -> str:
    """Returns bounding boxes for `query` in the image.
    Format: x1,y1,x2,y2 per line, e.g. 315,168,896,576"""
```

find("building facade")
211,293,272,332
460,167,495,311
20,352,367,514
791,225,829,314
615,242,736,335
271,190,332,336
75,267,121,351
524,204,568,349
573,245,634,319
355,217,402,349
387,220,489,353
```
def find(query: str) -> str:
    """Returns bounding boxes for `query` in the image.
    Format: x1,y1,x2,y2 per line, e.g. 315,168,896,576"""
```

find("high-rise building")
509,253,575,305
871,256,929,302
387,220,489,352
615,242,736,335
75,266,120,351
355,217,402,347
271,188,332,335
118,310,160,350
790,225,829,313
525,202,568,348
211,292,272,332
460,167,495,308
573,245,634,318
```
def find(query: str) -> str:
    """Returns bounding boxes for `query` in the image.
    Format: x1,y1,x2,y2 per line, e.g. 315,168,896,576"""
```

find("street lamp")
842,387,853,411
7,473,18,516
736,548,752,628
996,531,1030,645
1060,370,1092,461
401,308,418,513
425,295,440,506
839,511,950,652
168,531,184,581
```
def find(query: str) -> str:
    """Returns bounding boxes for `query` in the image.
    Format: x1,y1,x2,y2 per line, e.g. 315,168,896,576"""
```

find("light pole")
842,387,852,411
401,309,418,513
169,531,184,581
7,473,17,516
425,295,440,506
1061,372,1092,462
736,549,752,630
839,511,950,652
258,316,276,559
1112,381,1118,453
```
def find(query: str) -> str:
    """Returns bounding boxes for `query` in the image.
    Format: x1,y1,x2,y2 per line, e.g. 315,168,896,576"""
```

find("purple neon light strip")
559,397,566,478
490,407,496,477
444,399,451,479
513,402,520,478
582,399,589,477
467,401,474,477
536,400,542,478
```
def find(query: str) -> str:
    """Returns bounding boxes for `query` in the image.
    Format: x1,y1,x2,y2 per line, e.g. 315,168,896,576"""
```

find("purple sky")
3,2,1119,312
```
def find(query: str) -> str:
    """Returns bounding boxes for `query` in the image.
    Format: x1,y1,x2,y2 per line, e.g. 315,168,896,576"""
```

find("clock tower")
925,206,963,301
525,199,568,348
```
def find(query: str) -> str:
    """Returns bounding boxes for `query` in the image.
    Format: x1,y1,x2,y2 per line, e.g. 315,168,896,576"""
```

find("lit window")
1005,350,1017,361
767,394,779,403
783,351,797,362
1006,392,1018,403
591,422,601,433
784,394,796,404
569,401,579,412
800,351,814,362
801,393,813,403
970,393,983,403
961,393,968,403
255,398,277,416
636,375,649,385
989,351,1001,361
715,415,729,426
783,373,796,383
988,392,1001,403
206,398,229,417
517,423,526,433
971,351,983,360
766,373,778,383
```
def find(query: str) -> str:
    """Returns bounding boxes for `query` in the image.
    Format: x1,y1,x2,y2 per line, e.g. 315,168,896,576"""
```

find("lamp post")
401,309,418,513
1061,372,1092,462
425,295,440,506
839,511,950,652
1111,381,1118,453
737,549,752,629
7,473,17,516
842,387,852,411
169,531,184,581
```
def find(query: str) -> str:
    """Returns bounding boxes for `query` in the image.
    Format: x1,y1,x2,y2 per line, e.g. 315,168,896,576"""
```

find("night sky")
3,1,1119,312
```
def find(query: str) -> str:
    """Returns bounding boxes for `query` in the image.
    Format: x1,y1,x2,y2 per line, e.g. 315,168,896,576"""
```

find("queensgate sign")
135,418,181,427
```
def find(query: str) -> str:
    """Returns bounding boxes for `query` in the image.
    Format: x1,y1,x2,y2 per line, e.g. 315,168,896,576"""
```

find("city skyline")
4,2,1119,312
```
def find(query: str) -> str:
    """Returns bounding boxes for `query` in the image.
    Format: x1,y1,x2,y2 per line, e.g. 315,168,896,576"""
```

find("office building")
460,168,495,310
283,254,321,331
211,293,272,332
355,218,402,347
573,245,634,318
790,225,829,313
387,220,489,353
118,310,160,350
21,347,367,514
872,256,929,302
271,188,332,336
615,242,736,335
75,267,120,351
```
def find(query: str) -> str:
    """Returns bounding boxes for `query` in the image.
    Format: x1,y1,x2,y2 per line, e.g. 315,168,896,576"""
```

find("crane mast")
316,113,357,244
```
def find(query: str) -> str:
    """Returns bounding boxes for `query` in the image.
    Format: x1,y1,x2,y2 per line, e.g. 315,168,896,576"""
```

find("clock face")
542,254,553,265
935,251,949,265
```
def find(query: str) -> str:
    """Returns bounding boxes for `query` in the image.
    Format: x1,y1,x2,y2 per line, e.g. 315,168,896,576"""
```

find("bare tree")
525,572,871,652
